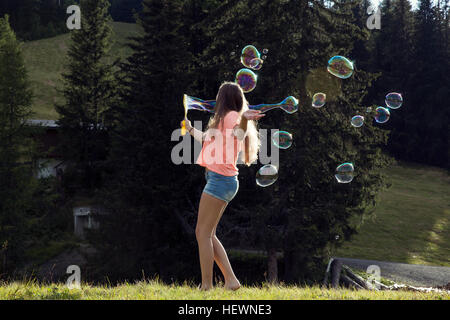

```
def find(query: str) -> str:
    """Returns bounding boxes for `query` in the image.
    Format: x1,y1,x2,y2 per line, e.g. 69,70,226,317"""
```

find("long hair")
206,82,260,166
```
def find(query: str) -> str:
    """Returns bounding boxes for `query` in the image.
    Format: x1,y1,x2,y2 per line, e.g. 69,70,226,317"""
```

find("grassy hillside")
336,162,450,266
21,22,141,120
1,280,448,300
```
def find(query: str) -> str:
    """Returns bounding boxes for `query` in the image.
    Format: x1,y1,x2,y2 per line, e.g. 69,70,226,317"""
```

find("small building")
73,206,102,239
27,119,66,179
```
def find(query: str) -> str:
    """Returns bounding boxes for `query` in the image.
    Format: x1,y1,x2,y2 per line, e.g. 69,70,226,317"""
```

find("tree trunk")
267,248,278,284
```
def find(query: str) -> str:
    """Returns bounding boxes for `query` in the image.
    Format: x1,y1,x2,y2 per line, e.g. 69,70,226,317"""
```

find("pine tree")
0,15,35,275
90,0,201,282
56,0,115,193
396,0,449,167
370,0,414,162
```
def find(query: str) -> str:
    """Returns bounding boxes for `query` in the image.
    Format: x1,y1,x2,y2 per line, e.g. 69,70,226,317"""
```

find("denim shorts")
203,170,239,203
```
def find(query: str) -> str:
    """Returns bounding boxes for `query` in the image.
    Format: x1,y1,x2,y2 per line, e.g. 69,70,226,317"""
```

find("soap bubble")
235,68,257,93
351,115,364,128
374,106,390,124
256,164,279,187
249,58,263,70
366,107,372,113
263,48,269,54
250,96,299,114
385,92,403,109
272,131,293,149
312,92,326,108
335,163,354,184
241,45,261,69
183,94,215,113
183,95,299,114
327,56,354,79
261,55,267,60
280,96,299,114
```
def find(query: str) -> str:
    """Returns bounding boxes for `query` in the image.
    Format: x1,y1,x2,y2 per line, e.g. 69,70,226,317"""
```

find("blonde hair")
207,82,260,166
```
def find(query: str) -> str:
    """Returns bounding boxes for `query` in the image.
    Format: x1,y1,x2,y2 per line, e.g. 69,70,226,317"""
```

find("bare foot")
224,279,241,291
199,285,213,291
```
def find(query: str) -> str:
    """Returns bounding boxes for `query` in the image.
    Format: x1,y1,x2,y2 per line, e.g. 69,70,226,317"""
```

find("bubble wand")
181,94,189,136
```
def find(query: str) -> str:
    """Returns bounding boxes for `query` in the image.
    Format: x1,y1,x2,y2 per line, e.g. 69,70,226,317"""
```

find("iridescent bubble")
261,55,267,60
235,68,257,93
335,235,340,240
256,164,279,187
374,106,390,124
385,92,403,109
335,163,354,184
327,56,354,79
249,58,263,70
366,107,372,113
183,95,299,114
351,115,364,128
241,45,261,69
252,62,263,71
280,96,299,114
183,94,215,113
263,48,269,54
312,92,326,108
250,96,298,114
272,131,293,149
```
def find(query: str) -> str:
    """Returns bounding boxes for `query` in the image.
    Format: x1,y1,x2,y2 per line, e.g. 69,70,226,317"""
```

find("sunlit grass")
21,22,142,120
0,279,448,300
337,163,450,266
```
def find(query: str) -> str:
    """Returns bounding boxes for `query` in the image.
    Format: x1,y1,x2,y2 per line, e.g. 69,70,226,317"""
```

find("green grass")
0,280,448,300
21,22,142,120
336,162,450,266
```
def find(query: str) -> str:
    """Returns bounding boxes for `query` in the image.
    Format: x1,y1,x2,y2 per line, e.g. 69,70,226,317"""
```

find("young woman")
181,82,264,291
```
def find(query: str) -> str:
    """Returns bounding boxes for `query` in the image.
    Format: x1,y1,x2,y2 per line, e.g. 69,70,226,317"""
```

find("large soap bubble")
374,106,390,124
312,92,326,108
272,131,293,149
351,115,364,128
385,92,403,109
241,45,261,69
335,163,354,184
256,164,279,187
248,96,299,114
235,68,258,93
182,95,299,115
327,56,354,79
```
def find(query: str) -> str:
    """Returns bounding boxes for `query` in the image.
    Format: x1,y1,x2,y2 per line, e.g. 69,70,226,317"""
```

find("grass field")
21,22,141,119
1,163,447,300
1,280,448,300
336,162,450,266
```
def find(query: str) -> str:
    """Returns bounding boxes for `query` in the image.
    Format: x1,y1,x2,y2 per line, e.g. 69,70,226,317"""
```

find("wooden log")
342,265,371,290
331,259,343,288
341,275,365,290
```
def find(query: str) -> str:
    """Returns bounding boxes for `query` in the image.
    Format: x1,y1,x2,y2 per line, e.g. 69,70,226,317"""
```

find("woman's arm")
233,110,264,141
184,119,204,143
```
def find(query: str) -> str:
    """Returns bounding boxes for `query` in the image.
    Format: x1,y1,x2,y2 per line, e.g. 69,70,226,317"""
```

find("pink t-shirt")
196,111,243,176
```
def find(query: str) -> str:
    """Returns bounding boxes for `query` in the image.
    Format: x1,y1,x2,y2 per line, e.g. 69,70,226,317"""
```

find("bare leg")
196,192,228,290
212,228,241,290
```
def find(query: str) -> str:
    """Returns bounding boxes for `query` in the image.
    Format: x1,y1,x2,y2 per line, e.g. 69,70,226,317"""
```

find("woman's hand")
181,118,193,132
242,110,265,121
